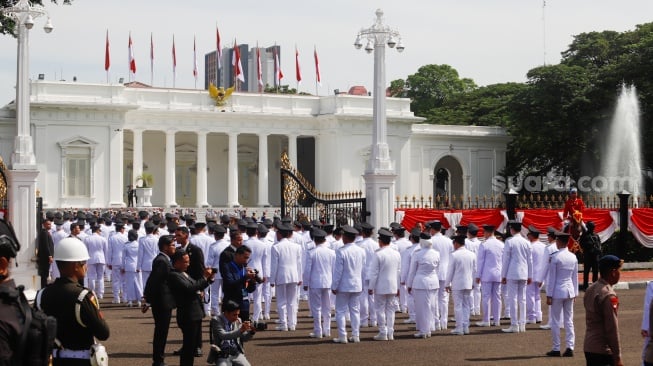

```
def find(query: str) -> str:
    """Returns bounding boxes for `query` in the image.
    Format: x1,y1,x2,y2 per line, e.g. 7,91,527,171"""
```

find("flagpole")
150,32,154,86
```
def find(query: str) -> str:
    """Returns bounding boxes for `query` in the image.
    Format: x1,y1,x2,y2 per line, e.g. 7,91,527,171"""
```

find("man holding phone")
223,245,259,321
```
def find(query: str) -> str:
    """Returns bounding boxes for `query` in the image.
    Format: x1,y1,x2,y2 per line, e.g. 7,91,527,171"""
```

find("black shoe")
172,348,182,356
546,350,561,357
194,348,202,357
562,348,574,357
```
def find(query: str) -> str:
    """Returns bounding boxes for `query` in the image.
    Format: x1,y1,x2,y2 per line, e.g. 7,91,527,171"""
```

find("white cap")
54,237,90,262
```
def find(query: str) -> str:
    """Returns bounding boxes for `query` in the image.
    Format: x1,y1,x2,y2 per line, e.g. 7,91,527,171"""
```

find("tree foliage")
403,64,476,116
1,0,72,37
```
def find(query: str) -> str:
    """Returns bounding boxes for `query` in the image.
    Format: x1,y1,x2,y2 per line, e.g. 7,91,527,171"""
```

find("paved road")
101,283,649,366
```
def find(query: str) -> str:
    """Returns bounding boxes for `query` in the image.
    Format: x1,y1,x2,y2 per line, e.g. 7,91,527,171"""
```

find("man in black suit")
222,245,259,321
168,250,214,366
127,185,135,207
143,235,177,366
37,218,54,288
174,226,206,357
219,228,243,276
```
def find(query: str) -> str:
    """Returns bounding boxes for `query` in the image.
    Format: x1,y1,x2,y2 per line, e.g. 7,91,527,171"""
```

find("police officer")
0,231,23,364
38,237,110,365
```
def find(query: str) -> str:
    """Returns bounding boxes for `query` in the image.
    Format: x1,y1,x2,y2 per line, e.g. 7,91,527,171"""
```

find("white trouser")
502,282,511,318
472,281,481,314
412,289,436,335
507,280,527,326
360,281,376,325
262,282,272,316
87,263,105,298
526,282,542,321
374,293,396,336
399,283,409,312
437,280,449,329
453,289,472,331
251,283,264,322
111,267,124,301
210,279,223,315
123,271,143,302
275,283,298,328
335,291,361,338
141,270,152,289
309,288,331,336
550,297,575,351
481,281,502,324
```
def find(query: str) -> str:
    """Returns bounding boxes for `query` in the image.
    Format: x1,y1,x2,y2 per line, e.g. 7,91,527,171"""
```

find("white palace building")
0,80,510,210
0,80,509,291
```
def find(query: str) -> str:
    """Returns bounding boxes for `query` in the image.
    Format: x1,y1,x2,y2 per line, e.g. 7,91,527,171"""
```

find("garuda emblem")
209,83,235,107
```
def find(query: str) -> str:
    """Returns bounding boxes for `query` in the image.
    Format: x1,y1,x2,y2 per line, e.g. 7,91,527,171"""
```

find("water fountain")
600,84,643,200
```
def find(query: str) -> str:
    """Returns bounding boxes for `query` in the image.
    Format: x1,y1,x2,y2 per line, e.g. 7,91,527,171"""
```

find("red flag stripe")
104,30,110,71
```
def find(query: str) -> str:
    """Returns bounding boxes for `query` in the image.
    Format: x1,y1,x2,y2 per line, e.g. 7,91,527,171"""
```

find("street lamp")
1,0,52,292
1,0,53,170
354,9,403,229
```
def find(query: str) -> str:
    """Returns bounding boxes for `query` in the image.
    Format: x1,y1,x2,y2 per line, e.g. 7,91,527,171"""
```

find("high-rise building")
205,44,280,92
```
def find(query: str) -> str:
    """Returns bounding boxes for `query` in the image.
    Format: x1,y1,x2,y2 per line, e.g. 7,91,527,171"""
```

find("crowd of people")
7,196,628,366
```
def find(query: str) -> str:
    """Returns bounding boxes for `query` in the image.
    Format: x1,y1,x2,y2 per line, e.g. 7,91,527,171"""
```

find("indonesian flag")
172,35,177,74
104,30,110,72
274,46,283,86
193,36,198,79
314,46,321,86
256,43,263,87
232,39,244,82
128,32,136,75
295,46,302,84
150,33,154,73
216,25,222,69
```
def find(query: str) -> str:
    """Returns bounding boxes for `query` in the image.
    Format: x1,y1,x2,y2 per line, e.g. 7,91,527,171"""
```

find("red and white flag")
232,39,244,83
216,25,222,69
274,46,283,86
193,35,198,80
295,46,302,84
104,30,110,72
314,46,321,86
256,43,263,88
172,35,177,87
128,32,136,78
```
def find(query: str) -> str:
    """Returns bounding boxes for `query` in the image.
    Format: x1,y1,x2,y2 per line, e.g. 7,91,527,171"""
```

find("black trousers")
180,320,202,366
152,306,172,366
583,255,599,288
584,352,615,366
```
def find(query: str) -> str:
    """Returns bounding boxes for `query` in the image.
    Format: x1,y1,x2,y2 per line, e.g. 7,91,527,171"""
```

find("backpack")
0,284,58,366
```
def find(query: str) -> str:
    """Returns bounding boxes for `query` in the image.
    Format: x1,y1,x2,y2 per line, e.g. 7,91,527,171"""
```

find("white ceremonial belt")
54,349,91,359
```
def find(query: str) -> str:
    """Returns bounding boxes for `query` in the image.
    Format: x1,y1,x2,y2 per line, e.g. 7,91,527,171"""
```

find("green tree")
405,64,477,116
388,79,407,98
1,1,73,36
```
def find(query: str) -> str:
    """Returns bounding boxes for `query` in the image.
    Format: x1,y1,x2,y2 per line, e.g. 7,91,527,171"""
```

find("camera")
251,268,264,284
211,267,219,274
254,321,267,331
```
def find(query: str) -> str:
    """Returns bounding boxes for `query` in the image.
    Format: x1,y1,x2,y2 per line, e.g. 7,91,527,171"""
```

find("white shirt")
446,246,476,291
501,232,533,281
368,245,402,295
407,246,440,290
331,242,366,293
476,237,504,282
546,247,578,299
303,243,336,289
269,238,303,285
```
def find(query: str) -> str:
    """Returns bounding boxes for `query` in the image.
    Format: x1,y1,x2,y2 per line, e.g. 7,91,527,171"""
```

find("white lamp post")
1,0,53,293
354,9,403,229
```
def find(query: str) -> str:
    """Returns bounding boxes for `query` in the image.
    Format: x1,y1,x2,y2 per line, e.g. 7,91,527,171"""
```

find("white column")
288,134,298,167
132,128,143,188
196,130,209,207
165,130,178,207
227,132,240,207
257,133,270,207
108,125,124,207
8,170,39,292
12,19,36,170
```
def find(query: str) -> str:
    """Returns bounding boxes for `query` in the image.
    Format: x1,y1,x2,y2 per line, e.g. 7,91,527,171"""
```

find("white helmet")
54,237,90,261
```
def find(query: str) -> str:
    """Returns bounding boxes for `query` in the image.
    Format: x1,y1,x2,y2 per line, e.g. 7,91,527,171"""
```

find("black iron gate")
0,156,7,213
280,152,367,225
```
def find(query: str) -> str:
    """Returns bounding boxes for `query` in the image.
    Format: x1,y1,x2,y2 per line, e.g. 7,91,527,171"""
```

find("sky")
1,0,653,105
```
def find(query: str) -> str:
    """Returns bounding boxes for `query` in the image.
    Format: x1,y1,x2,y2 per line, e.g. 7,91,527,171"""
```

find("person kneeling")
208,300,255,366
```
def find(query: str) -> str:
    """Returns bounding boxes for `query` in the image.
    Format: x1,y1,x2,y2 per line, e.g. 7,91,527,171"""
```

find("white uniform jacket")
303,243,336,289
407,247,440,290
331,243,366,293
476,237,504,282
368,246,402,295
446,247,476,291
269,238,303,285
431,234,454,281
501,233,533,281
545,247,578,299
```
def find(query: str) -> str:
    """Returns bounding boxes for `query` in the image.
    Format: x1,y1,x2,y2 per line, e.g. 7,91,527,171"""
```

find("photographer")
209,300,255,366
222,245,261,321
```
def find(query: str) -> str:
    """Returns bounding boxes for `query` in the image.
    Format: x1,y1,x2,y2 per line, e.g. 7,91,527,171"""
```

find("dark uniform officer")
0,230,24,365
38,237,110,366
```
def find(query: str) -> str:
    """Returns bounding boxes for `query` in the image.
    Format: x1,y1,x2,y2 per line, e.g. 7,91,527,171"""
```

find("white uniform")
206,238,230,315
331,242,366,340
466,236,481,315
394,237,412,312
431,233,454,329
107,230,128,303
527,239,547,323
270,237,303,330
501,232,533,331
121,239,143,304
303,242,336,338
407,245,440,337
540,242,560,329
368,246,401,339
476,236,504,325
137,233,159,286
84,233,108,298
446,246,476,334
400,242,420,322
358,236,379,326
245,236,269,322
546,246,578,352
